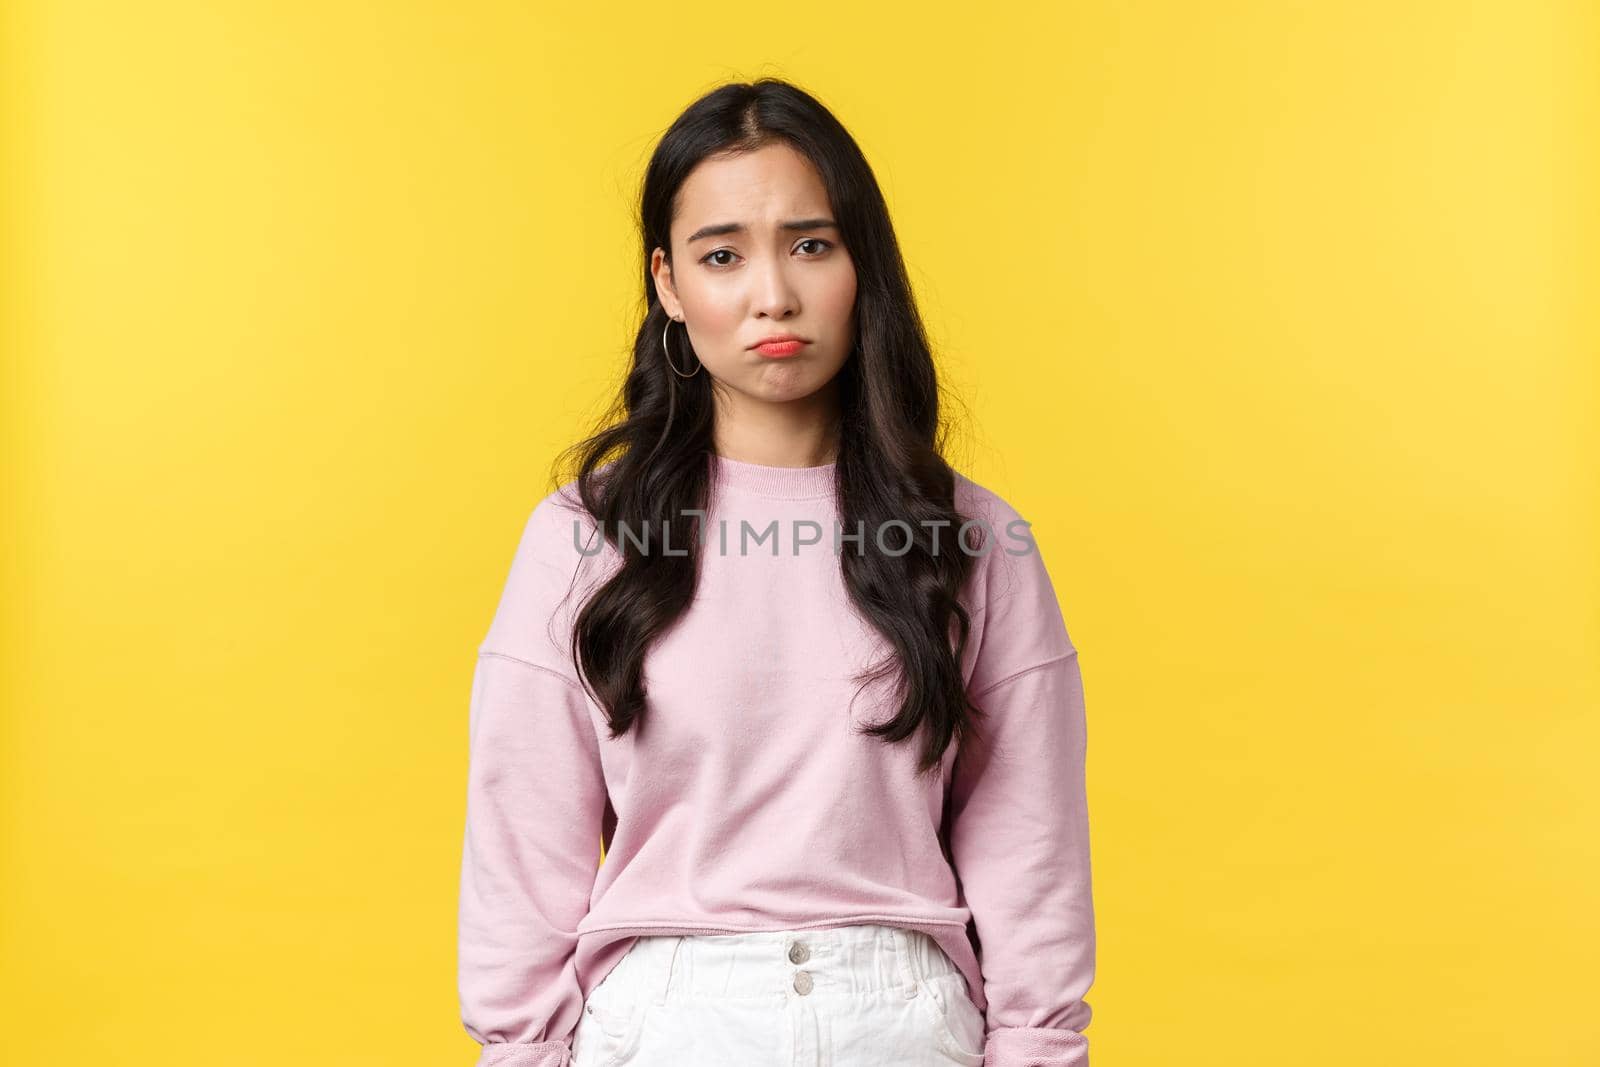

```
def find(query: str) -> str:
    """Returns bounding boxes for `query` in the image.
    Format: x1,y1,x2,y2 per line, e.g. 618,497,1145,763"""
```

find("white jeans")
571,923,988,1067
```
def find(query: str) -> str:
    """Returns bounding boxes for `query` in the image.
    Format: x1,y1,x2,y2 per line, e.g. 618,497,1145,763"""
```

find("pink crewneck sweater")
458,454,1095,1067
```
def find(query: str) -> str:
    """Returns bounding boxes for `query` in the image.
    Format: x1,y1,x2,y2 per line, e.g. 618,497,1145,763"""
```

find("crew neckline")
711,452,838,500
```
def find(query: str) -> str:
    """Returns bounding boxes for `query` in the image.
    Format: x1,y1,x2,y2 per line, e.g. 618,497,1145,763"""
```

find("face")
650,142,857,419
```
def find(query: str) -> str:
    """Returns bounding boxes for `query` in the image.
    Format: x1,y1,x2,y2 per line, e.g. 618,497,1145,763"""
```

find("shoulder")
948,468,1077,690
478,479,611,669
516,469,621,575
524,479,593,558
951,470,1036,553
949,469,1046,602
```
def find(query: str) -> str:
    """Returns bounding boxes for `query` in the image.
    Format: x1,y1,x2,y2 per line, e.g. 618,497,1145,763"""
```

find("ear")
650,247,682,320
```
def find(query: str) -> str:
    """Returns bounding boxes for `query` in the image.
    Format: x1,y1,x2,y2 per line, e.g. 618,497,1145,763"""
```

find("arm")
458,497,607,1067
949,513,1096,1066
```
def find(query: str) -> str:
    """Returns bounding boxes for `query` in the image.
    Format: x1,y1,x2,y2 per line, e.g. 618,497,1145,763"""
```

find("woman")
458,78,1095,1067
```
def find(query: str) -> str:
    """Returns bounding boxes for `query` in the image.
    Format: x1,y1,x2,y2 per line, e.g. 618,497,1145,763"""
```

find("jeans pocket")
913,974,988,1066
574,997,647,1067
575,963,650,1067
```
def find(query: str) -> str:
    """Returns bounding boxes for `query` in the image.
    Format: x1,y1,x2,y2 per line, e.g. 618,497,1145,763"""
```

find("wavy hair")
553,77,987,777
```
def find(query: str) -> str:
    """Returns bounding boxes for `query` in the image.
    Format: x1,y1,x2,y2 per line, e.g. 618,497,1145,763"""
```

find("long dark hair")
553,77,986,777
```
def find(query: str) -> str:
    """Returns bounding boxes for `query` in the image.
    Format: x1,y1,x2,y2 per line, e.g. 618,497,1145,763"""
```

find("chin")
740,373,831,404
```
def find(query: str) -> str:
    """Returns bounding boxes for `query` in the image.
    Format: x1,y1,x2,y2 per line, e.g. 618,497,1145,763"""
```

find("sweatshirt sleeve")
948,499,1096,1067
458,494,607,1067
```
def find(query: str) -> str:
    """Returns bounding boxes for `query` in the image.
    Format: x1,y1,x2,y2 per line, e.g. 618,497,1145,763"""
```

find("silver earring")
662,316,701,378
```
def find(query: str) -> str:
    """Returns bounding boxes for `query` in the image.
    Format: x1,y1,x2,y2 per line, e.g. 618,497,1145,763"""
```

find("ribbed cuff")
475,1039,572,1067
985,1026,1089,1067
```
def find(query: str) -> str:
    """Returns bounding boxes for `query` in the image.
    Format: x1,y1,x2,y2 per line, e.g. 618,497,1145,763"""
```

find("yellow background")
2,2,1595,1065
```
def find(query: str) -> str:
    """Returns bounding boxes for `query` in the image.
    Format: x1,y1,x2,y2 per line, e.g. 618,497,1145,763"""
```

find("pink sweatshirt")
458,453,1095,1067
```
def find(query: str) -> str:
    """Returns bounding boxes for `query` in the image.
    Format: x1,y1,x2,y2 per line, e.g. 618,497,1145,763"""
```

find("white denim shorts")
571,923,988,1067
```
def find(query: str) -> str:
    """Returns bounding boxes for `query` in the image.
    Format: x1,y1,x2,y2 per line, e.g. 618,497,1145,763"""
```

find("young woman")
457,79,1095,1067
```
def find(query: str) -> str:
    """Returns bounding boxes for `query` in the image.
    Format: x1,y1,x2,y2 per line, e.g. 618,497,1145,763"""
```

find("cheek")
822,269,858,330
827,254,857,302
682,287,744,337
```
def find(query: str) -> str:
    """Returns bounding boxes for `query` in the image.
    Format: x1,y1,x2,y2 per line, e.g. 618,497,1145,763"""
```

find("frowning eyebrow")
685,218,839,245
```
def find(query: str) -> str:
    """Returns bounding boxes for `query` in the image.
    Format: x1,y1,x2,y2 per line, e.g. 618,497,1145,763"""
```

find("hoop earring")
662,317,701,378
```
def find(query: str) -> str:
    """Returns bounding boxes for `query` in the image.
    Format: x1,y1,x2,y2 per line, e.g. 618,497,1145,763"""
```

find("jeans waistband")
603,923,965,1005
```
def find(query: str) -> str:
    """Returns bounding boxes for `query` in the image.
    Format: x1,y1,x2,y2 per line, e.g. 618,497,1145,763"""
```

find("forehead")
672,143,831,241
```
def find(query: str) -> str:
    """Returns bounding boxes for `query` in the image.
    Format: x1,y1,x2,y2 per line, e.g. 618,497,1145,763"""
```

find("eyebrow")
684,218,839,245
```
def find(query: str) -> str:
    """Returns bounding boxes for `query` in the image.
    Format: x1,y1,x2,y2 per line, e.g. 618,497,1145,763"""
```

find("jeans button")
787,940,810,964
793,970,814,995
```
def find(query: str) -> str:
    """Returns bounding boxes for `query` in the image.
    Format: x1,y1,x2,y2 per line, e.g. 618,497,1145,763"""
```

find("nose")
749,255,799,320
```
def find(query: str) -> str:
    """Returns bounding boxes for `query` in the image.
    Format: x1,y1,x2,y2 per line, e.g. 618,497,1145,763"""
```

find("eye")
699,239,833,269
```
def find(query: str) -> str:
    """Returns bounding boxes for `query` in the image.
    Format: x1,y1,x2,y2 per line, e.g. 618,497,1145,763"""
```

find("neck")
711,386,842,468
